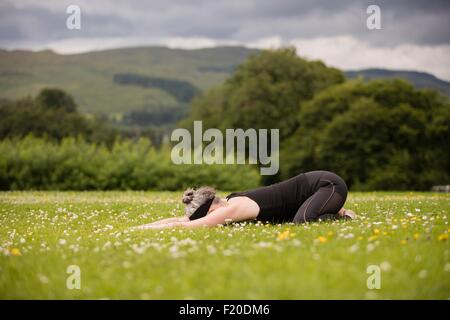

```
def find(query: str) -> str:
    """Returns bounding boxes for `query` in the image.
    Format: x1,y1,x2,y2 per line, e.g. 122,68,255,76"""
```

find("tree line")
1,48,449,190
183,48,450,190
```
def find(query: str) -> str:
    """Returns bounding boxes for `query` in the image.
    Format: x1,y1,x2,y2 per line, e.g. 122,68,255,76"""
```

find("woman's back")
227,173,311,223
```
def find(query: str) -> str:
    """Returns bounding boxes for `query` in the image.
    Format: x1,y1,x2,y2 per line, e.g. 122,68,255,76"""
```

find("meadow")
0,191,449,299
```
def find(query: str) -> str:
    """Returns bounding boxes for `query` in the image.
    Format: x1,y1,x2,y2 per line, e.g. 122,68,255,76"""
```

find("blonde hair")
182,186,220,217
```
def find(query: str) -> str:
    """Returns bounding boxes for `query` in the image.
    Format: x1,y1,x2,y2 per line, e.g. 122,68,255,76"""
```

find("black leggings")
292,171,348,224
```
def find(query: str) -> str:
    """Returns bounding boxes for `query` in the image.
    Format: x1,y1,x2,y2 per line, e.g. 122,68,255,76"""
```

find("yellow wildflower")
10,248,21,256
317,236,328,243
277,230,290,241
438,234,448,241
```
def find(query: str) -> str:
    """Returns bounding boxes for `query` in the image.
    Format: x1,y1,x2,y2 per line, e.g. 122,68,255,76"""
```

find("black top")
226,173,313,223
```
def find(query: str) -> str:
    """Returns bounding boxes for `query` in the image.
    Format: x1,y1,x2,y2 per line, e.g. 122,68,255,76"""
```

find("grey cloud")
0,1,133,46
0,0,449,48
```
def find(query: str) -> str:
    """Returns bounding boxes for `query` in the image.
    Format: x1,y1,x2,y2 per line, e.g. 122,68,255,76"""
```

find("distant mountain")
0,46,259,116
345,69,450,98
1,47,448,123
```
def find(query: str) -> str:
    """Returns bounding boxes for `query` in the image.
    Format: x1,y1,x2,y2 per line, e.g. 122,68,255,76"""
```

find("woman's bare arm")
140,203,246,229
150,216,188,225
181,206,236,228
133,216,188,230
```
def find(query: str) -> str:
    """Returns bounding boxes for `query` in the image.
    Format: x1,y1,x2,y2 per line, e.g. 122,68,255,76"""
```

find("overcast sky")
1,0,450,80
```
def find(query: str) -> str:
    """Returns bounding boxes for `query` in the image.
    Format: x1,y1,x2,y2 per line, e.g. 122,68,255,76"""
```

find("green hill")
0,46,258,118
345,68,450,98
1,47,448,125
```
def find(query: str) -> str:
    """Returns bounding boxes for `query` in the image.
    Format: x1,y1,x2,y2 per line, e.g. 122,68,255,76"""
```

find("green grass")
0,191,449,299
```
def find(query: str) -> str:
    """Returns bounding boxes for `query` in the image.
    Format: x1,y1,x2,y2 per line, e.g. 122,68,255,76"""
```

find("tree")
36,88,77,112
183,48,344,184
281,79,450,190
0,88,117,145
185,48,344,139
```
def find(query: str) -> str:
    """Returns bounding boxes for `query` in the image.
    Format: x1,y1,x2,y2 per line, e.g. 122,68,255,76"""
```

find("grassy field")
0,191,449,299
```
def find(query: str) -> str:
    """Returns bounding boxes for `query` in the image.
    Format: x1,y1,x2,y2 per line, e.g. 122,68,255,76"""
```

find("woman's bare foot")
338,208,356,220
